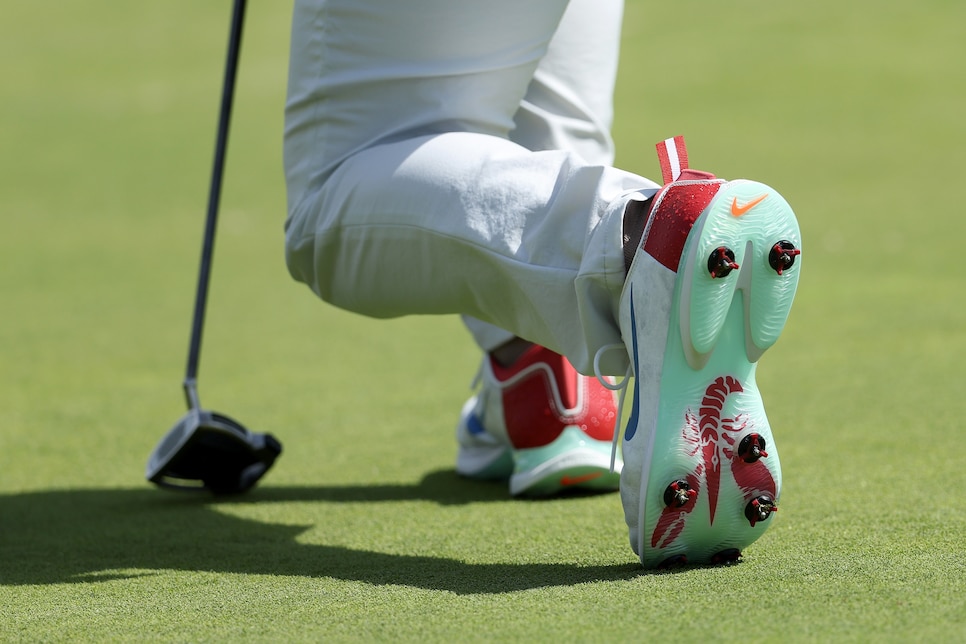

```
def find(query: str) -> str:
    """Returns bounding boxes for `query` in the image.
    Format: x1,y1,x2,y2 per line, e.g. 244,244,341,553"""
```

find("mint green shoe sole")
631,180,801,568
510,427,622,497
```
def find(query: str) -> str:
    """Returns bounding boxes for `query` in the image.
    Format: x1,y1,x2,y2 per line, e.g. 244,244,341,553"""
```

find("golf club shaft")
184,0,248,410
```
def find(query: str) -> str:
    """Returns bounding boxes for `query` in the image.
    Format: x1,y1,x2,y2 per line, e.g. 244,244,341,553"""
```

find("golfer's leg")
511,0,624,164
284,0,571,211
284,0,655,374
463,0,627,353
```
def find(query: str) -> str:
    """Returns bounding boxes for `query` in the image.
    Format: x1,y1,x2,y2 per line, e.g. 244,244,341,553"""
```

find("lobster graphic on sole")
650,376,779,554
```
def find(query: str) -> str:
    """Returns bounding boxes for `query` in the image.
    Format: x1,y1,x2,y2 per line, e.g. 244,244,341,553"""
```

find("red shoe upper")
489,344,617,449
641,137,723,273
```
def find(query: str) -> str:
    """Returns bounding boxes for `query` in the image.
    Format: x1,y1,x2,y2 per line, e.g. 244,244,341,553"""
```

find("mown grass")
1,1,964,641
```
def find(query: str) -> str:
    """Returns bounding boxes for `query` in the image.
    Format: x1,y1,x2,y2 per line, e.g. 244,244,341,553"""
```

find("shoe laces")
469,361,484,391
593,343,632,473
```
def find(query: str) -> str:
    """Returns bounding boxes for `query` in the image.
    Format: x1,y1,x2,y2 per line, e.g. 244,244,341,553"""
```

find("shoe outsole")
625,180,801,568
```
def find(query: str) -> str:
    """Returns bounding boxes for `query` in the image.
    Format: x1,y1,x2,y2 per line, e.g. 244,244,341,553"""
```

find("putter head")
146,409,282,495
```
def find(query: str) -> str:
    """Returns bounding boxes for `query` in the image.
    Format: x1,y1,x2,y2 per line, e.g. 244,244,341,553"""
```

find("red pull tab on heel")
655,136,716,184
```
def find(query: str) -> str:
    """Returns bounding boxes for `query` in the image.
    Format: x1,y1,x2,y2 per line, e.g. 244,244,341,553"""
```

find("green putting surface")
2,1,964,640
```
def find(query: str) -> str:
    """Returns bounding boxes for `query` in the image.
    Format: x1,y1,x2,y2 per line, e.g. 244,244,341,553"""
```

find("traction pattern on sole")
636,180,801,567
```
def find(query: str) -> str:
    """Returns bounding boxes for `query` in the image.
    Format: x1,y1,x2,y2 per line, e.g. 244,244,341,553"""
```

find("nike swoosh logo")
560,472,603,486
730,194,768,217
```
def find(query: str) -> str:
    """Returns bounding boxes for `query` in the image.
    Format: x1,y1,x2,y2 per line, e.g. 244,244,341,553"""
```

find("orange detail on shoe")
730,194,768,217
560,472,603,486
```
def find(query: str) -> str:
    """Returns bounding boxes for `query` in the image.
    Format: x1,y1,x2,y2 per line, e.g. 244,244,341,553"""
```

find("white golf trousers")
283,0,659,375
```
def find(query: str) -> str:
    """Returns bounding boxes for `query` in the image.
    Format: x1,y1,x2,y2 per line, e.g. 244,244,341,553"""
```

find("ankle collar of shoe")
489,344,564,380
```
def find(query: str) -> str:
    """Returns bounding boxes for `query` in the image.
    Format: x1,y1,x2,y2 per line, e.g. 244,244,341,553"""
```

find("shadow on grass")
0,470,647,593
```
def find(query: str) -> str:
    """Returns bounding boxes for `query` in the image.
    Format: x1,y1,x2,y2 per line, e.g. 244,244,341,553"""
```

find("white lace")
469,361,483,391
593,343,633,473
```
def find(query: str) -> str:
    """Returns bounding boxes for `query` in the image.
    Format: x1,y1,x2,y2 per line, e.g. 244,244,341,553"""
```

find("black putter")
146,0,281,494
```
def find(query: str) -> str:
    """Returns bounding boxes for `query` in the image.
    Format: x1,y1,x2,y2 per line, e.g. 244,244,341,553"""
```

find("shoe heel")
635,180,801,567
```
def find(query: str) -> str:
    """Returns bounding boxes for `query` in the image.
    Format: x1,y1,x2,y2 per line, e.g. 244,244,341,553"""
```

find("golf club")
146,0,281,494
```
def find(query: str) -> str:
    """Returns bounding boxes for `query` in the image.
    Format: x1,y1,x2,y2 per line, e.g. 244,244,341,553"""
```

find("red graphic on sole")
649,375,779,551
698,375,744,524
651,473,701,549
